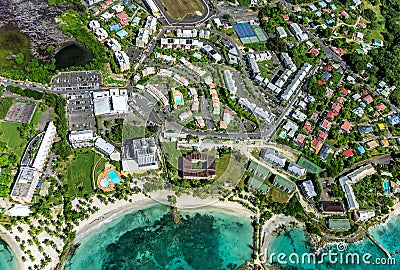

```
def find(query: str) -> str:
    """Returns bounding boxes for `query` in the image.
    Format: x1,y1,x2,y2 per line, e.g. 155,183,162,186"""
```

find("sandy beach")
0,227,24,270
0,191,255,270
260,214,301,259
74,191,254,242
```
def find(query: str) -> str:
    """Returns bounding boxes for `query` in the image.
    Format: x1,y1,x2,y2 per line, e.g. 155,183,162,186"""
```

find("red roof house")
317,130,328,141
337,97,345,104
376,103,387,111
310,113,319,122
320,119,333,131
327,110,337,120
303,121,313,134
363,95,374,104
340,88,349,96
331,103,342,113
343,149,354,157
283,14,290,21
310,48,320,56
341,120,352,132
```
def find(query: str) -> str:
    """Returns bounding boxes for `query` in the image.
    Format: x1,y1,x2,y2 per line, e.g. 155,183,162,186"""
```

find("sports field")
160,0,205,20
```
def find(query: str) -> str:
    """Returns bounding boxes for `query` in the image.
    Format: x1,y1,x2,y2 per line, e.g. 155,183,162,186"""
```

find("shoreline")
0,227,24,270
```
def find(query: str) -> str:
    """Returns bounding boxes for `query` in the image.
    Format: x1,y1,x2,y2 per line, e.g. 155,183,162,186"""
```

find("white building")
354,210,375,222
288,162,307,178
7,204,31,217
281,52,297,72
88,20,100,30
100,12,114,21
199,29,211,39
95,138,121,161
11,122,56,204
289,23,308,41
86,0,102,6
93,89,129,116
122,137,158,172
247,54,260,77
299,180,317,198
69,130,95,148
339,165,376,210
105,38,122,52
94,28,109,41
114,51,130,71
201,44,223,63
261,149,287,168
177,29,198,38
136,28,150,48
160,38,203,50
281,63,312,101
111,4,124,13
223,70,237,95
144,16,158,35
144,0,160,17
33,122,57,171
10,167,40,204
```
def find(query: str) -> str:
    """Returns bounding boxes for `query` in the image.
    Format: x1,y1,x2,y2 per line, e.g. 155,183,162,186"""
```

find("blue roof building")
357,145,365,154
388,115,400,125
116,29,128,39
358,126,374,133
318,1,327,8
109,24,121,31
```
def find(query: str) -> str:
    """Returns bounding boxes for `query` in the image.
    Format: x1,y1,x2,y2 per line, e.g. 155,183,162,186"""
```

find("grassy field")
94,157,107,180
30,104,45,127
65,150,102,197
0,122,27,160
160,0,205,20
269,186,290,203
258,60,274,80
362,0,386,41
161,142,181,169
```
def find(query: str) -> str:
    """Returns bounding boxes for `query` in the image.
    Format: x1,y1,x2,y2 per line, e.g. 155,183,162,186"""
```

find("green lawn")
161,142,181,169
0,122,26,160
30,104,45,127
269,186,290,203
94,158,107,180
65,150,102,197
258,60,274,80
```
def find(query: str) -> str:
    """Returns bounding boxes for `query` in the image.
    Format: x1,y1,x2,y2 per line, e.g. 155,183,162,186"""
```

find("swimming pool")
384,181,391,195
175,96,183,104
108,171,121,185
280,131,286,138
100,178,110,187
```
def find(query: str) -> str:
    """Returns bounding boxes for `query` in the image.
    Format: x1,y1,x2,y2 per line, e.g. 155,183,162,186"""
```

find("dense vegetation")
346,0,400,105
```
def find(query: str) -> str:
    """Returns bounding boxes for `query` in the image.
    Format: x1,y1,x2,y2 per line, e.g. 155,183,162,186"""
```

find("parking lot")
52,71,101,91
66,91,96,131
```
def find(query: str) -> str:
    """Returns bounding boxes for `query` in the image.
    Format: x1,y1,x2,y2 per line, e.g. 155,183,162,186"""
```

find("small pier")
170,206,181,224
365,231,391,258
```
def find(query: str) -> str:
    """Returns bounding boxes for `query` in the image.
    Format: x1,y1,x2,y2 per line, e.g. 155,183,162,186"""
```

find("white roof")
33,122,56,171
112,95,129,113
7,204,31,217
95,138,115,155
94,97,111,115
70,130,94,141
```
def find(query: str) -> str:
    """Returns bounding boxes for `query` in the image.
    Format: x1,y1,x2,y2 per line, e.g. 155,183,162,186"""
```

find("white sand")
0,191,254,270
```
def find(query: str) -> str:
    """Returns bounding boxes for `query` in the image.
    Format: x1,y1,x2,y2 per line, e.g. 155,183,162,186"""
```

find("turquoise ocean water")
267,215,400,270
0,239,18,270
62,204,253,270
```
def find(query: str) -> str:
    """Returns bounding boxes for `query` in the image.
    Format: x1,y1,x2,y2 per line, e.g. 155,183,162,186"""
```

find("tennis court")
234,23,256,38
